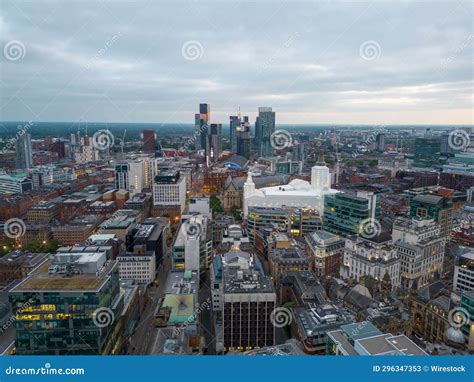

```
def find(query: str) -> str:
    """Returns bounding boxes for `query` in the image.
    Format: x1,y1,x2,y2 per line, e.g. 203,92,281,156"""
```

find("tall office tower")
236,117,251,159
198,103,211,154
9,251,123,355
376,133,385,151
392,217,445,290
256,107,275,157
194,113,202,150
229,115,241,153
70,132,78,145
15,133,33,170
209,123,222,161
129,160,145,194
142,130,156,153
221,250,276,352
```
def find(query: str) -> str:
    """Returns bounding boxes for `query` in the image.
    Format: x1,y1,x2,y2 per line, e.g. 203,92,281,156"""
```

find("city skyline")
1,1,473,125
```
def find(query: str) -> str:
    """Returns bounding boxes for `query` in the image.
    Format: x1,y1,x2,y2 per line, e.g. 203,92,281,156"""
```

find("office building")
0,173,32,194
409,194,453,238
229,115,240,153
392,217,445,290
172,215,211,273
15,133,33,170
26,201,61,223
9,251,123,355
74,136,100,164
453,250,474,292
221,250,276,352
326,321,426,355
152,169,186,214
324,192,380,237
236,120,251,159
255,107,276,157
247,206,322,244
341,234,400,290
209,123,222,161
305,230,345,277
269,243,311,282
142,130,156,153
118,251,156,285
413,137,441,168
30,165,76,189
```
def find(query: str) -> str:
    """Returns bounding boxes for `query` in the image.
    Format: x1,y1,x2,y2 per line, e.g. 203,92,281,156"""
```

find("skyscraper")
236,117,251,159
142,130,156,153
229,115,241,153
15,133,33,170
209,123,222,161
256,107,275,157
198,103,211,153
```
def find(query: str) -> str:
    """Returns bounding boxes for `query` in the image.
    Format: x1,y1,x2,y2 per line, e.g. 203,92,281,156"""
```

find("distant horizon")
1,120,473,128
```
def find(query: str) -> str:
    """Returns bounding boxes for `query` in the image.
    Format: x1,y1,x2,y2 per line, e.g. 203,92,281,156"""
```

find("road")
128,246,172,354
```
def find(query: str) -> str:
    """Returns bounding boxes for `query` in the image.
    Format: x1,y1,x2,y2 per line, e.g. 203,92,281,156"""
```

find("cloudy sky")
0,0,472,125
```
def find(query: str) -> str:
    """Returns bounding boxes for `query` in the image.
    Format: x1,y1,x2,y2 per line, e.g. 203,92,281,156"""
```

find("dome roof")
288,179,312,190
444,327,465,344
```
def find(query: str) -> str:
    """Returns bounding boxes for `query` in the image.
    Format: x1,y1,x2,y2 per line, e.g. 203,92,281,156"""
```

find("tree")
210,194,223,217
230,205,241,221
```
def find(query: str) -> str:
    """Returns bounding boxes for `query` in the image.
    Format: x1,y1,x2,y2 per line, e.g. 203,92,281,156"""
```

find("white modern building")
453,250,474,292
392,217,445,290
172,214,212,273
117,252,156,285
152,169,186,213
341,235,401,290
243,164,338,216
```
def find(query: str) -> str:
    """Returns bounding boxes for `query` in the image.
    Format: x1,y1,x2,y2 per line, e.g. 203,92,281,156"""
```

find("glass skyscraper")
256,107,275,157
15,133,33,170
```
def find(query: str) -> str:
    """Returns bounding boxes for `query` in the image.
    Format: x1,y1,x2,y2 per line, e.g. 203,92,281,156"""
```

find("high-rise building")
229,116,240,153
197,103,211,153
15,133,33,170
209,123,222,161
376,133,385,151
9,251,123,355
256,107,275,157
392,217,444,290
221,250,276,352
142,130,156,153
115,163,129,190
236,118,251,159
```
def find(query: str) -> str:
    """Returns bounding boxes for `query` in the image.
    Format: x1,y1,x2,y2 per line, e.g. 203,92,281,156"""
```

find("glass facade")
10,264,122,355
